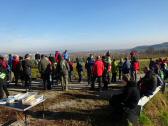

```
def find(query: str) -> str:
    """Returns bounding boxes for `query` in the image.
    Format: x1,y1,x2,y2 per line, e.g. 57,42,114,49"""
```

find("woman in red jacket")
91,56,104,91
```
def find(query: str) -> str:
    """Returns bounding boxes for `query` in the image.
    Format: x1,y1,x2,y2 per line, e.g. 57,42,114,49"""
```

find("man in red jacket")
91,56,104,91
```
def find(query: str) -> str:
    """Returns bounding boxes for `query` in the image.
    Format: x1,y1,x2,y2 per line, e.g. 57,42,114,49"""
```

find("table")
0,98,46,126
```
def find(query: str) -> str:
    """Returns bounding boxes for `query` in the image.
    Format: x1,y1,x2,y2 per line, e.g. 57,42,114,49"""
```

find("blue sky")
0,0,168,52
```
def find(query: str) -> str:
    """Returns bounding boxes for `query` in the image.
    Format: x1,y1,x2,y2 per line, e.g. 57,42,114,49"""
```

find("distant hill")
131,42,168,52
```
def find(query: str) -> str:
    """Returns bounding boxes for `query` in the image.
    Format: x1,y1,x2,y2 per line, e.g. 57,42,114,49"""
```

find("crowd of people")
0,54,32,98
0,49,167,125
0,50,167,94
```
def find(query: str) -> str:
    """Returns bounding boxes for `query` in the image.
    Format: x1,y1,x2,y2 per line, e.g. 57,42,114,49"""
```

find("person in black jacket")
138,67,157,97
110,74,140,125
22,54,32,92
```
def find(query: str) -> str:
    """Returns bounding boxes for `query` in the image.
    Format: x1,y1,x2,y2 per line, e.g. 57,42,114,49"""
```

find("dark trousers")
87,71,92,84
78,71,82,82
42,73,51,90
25,74,31,91
131,70,137,82
119,69,122,80
91,75,102,90
112,72,117,82
68,71,73,82
14,72,19,85
0,81,9,98
102,73,110,90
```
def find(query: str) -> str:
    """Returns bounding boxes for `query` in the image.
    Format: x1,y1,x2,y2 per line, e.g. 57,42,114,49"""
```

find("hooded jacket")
93,60,104,77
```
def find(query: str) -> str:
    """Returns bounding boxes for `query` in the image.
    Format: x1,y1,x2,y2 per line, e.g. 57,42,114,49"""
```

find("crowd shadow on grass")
28,105,128,126
63,92,101,100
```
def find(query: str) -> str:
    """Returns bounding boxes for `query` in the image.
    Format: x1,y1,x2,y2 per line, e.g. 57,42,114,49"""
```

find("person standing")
58,55,69,91
67,58,73,82
91,56,104,91
85,54,94,84
111,59,118,83
122,57,131,76
35,52,41,65
49,54,56,86
118,58,123,80
8,54,13,83
76,57,83,83
130,51,140,81
63,50,69,61
22,54,32,92
12,55,20,86
38,55,51,90
0,56,9,98
55,51,61,63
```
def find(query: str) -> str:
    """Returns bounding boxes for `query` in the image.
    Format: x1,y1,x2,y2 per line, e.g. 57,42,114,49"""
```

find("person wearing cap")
91,56,104,91
22,54,32,92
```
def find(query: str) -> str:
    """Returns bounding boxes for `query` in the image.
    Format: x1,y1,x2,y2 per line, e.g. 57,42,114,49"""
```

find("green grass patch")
160,112,168,126
139,112,153,126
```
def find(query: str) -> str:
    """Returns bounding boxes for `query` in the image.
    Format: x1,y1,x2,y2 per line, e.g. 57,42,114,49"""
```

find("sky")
0,0,168,52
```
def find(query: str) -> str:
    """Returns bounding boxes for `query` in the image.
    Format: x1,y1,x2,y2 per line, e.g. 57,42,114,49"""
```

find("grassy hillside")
139,90,168,126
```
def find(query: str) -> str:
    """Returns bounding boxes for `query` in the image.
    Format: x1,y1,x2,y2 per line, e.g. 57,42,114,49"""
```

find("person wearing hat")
22,54,32,92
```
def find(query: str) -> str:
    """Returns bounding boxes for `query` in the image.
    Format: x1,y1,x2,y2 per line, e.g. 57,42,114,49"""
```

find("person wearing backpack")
0,55,9,98
38,55,51,90
58,55,69,91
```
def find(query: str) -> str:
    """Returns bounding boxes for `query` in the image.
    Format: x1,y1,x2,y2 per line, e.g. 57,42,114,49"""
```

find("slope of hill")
132,42,168,52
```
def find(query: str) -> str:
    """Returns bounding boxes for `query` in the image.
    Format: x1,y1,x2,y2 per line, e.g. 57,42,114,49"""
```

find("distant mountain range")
131,42,168,52
1,42,168,56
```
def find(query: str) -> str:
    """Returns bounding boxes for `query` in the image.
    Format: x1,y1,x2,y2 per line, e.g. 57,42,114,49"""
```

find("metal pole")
24,111,28,126
42,102,45,119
